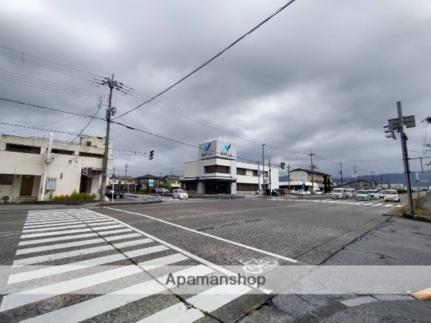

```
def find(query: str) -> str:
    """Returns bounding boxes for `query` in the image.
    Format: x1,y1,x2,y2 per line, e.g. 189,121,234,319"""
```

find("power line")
0,44,103,82
0,96,105,121
115,0,299,119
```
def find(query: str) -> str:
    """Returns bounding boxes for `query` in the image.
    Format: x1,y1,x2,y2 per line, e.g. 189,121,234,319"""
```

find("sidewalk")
240,204,431,322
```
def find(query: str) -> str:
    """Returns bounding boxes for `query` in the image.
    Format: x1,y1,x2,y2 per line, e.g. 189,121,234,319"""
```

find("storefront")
181,140,279,195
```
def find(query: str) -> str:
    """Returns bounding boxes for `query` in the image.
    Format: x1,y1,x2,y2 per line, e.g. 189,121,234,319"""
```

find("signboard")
198,140,236,160
148,179,155,188
403,115,416,128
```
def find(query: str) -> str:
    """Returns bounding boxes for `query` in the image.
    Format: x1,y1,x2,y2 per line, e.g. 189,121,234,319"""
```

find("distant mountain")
335,173,431,186
280,172,431,187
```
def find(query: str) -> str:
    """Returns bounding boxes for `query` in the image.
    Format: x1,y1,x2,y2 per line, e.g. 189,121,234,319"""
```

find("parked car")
383,190,400,202
105,191,125,199
367,190,380,199
331,188,346,199
378,190,386,198
344,188,356,199
155,188,170,196
356,190,370,201
172,189,188,199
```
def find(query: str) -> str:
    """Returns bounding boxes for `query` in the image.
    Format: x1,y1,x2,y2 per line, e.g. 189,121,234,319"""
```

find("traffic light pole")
397,101,415,217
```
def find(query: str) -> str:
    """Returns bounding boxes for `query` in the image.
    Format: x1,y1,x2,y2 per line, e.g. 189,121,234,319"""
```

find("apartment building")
0,134,107,203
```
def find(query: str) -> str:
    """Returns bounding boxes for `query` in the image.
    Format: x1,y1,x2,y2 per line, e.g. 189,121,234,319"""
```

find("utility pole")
100,73,121,201
383,101,416,216
269,158,272,193
125,163,128,176
308,151,315,194
287,163,291,192
262,144,266,194
257,158,261,192
338,161,344,185
354,165,358,190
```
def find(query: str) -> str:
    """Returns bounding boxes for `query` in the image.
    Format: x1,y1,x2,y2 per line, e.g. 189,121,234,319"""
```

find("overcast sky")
1,0,431,178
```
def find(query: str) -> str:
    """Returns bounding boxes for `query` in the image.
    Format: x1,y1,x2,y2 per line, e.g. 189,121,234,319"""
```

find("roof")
290,168,332,177
134,174,160,180
111,176,134,180
162,175,180,181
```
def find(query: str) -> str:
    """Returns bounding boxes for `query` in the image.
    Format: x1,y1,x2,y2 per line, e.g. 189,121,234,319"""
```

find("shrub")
52,191,96,202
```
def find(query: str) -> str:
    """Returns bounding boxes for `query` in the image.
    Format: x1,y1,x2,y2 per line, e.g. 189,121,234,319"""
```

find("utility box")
46,177,57,191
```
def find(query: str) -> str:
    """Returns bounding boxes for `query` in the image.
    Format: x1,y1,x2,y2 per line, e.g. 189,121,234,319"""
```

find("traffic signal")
280,162,286,169
149,150,154,160
383,124,396,140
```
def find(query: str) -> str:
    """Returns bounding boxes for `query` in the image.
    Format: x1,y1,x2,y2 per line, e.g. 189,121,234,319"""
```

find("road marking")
139,253,188,270
86,209,272,294
371,203,383,207
0,265,143,312
23,220,80,227
22,223,90,233
9,244,169,284
23,218,115,229
385,204,394,207
138,284,251,323
18,228,132,246
21,224,125,239
105,207,298,264
16,234,150,255
13,238,152,266
19,265,214,323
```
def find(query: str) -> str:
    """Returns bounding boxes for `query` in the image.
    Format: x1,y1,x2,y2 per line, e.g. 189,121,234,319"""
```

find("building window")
79,152,104,158
237,168,246,175
0,174,13,185
204,165,230,174
252,170,258,176
237,183,258,191
5,143,41,154
52,149,73,155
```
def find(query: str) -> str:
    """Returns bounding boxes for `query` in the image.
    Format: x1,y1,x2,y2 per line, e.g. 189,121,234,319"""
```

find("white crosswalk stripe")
0,208,256,322
277,198,403,208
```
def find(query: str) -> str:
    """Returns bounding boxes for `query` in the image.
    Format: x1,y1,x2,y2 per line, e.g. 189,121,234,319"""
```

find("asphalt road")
0,198,418,322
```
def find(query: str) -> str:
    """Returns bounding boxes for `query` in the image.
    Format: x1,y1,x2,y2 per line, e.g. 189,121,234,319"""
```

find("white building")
181,140,279,194
0,134,107,203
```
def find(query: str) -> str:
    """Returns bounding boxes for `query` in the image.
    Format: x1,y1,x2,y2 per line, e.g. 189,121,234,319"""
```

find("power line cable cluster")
115,0,299,119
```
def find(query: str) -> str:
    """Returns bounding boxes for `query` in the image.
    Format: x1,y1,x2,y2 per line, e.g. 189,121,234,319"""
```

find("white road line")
385,204,394,207
23,218,115,229
16,238,106,255
106,207,298,264
83,209,271,295
19,265,214,323
13,239,152,266
8,245,168,284
24,219,78,225
138,284,251,323
23,221,82,229
21,224,125,239
21,228,94,239
24,218,76,224
22,224,89,233
139,253,188,270
0,265,143,312
371,203,383,207
17,228,132,246
16,233,144,255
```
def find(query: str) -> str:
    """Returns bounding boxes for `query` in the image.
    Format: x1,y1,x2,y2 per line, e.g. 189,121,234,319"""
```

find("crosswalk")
274,198,403,208
0,208,257,322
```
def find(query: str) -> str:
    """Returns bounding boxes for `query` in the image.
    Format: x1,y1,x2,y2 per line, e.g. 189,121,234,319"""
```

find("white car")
367,190,380,199
331,188,346,199
172,189,188,199
344,188,356,199
356,190,370,201
383,190,400,202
